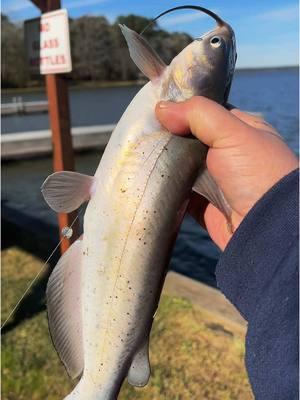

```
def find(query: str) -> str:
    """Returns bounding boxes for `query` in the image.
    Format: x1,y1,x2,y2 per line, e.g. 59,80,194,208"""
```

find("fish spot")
143,242,147,245
161,174,164,178
120,188,126,193
129,287,132,290
127,280,130,284
127,312,130,315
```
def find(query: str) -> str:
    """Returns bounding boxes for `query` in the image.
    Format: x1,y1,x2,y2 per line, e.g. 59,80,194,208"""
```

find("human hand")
155,97,298,250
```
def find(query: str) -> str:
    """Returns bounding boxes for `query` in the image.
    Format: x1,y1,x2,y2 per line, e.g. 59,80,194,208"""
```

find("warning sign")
24,9,72,75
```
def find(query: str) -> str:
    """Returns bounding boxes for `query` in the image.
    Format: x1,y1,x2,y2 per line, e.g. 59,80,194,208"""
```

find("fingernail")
157,101,173,109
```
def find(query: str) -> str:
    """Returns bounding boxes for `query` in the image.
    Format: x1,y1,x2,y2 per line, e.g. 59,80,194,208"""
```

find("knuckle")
187,96,204,109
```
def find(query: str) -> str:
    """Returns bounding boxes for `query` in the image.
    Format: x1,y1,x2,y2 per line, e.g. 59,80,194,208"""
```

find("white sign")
24,9,72,75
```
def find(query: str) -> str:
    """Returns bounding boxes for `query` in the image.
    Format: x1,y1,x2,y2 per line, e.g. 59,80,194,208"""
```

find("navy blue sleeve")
215,169,299,400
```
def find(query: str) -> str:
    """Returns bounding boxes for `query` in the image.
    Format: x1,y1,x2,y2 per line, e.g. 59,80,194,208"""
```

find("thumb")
155,96,251,148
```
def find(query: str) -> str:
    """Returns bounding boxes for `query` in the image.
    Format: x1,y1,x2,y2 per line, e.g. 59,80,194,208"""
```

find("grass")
1,247,253,400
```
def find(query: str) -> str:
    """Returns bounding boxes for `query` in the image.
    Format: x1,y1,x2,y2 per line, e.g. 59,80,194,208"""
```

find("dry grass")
1,247,253,400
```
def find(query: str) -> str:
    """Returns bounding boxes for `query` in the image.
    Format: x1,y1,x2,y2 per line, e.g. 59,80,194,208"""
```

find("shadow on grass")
1,217,60,335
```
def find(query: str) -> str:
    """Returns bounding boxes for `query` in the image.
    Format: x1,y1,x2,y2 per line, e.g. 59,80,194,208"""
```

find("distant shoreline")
235,65,298,73
2,66,298,95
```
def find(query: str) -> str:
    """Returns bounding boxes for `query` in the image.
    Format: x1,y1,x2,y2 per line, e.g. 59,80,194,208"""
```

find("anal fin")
46,238,84,379
127,337,151,387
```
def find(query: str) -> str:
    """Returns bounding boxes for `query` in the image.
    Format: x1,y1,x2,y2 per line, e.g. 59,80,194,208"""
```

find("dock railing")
2,124,116,159
1,98,49,115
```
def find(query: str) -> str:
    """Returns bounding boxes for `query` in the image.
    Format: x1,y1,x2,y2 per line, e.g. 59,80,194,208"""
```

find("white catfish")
41,6,236,400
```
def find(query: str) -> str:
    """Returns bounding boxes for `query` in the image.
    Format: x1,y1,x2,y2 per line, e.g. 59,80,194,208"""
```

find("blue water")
229,69,299,153
2,68,299,155
2,68,299,286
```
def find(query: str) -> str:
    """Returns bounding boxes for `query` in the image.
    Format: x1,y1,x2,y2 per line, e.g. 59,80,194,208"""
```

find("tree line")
1,14,192,88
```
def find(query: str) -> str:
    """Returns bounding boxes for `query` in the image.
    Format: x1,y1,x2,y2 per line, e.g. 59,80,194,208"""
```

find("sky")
2,0,299,68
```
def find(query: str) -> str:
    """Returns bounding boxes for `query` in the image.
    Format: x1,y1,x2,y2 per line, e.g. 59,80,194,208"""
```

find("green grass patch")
1,247,253,400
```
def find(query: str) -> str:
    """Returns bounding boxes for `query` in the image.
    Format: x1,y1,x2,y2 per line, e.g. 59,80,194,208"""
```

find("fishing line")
140,5,224,36
1,210,82,331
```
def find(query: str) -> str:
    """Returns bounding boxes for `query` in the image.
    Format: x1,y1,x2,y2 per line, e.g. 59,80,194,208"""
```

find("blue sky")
2,0,299,68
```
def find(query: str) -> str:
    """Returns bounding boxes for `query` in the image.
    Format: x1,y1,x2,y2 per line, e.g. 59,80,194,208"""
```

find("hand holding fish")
155,97,298,250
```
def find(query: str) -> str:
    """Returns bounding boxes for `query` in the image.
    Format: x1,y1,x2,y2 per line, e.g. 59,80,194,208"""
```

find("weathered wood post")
30,0,79,253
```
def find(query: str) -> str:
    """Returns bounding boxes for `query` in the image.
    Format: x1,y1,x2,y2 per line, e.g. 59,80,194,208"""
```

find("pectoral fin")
193,167,232,223
46,238,84,379
127,337,151,387
41,171,96,213
119,24,166,81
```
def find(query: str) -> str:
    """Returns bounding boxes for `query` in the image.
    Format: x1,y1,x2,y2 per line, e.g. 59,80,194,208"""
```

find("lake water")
2,68,299,287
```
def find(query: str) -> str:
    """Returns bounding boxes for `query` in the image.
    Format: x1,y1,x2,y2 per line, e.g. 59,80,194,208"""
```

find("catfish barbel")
41,6,237,399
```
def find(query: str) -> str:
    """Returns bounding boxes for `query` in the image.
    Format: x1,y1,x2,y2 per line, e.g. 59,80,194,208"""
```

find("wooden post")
46,74,79,253
30,0,79,253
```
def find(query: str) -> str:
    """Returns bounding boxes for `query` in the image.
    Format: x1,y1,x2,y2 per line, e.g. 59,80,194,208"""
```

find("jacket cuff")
215,168,299,321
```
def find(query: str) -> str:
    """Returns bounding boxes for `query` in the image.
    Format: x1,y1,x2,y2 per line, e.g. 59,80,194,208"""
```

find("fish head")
120,6,237,105
162,14,236,104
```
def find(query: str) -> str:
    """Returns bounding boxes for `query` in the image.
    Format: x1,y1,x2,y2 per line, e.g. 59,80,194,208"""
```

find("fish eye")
210,36,222,48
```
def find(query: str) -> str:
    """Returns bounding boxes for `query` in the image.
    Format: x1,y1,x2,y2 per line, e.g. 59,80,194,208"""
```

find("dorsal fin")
119,24,166,81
